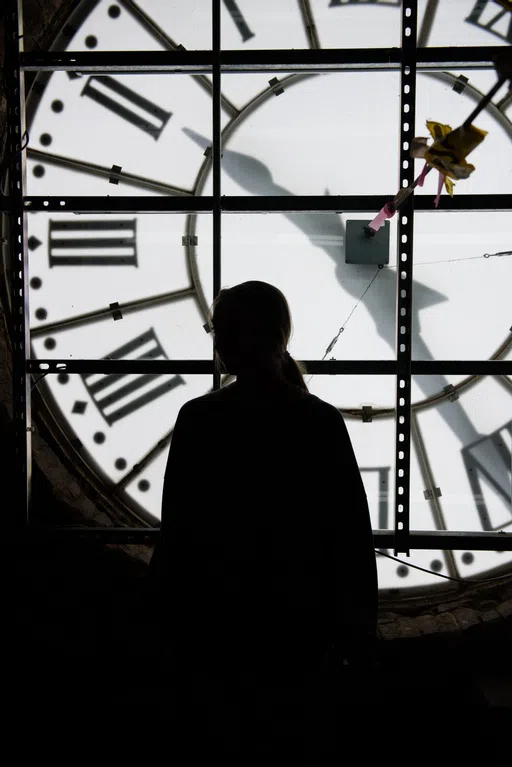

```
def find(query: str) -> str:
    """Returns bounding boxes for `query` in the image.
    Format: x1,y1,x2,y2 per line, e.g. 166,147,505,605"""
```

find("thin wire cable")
406,250,511,267
383,250,511,269
305,267,381,385
376,548,512,584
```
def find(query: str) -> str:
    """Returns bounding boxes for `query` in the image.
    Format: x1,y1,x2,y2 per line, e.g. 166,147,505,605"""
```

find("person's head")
208,280,309,391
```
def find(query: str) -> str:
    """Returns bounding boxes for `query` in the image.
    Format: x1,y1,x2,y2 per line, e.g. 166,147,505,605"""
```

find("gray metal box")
345,219,390,265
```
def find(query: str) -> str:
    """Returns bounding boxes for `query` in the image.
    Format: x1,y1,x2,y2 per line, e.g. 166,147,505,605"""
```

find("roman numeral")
48,219,138,267
82,329,185,426
465,0,512,43
461,421,512,530
223,0,255,42
81,76,172,139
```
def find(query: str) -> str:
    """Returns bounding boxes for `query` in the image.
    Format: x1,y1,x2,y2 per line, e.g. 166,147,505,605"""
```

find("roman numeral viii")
81,76,172,139
82,329,185,426
48,219,138,267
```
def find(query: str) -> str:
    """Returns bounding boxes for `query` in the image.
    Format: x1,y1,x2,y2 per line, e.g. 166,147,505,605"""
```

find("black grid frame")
4,0,512,556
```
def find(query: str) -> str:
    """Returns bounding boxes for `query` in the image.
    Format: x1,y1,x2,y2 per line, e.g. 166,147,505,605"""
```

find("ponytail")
283,351,309,392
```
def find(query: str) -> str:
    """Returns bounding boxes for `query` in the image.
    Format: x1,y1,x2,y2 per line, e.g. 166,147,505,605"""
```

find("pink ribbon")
367,202,396,233
417,161,429,187
433,172,445,208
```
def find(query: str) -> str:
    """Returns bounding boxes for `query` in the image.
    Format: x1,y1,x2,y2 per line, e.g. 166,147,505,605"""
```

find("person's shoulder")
305,392,346,424
177,385,344,425
175,384,236,419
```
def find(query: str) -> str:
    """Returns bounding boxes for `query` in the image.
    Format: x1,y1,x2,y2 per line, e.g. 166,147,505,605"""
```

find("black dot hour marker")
58,373,69,384
115,457,127,470
85,35,98,48
108,5,121,18
94,431,106,444
40,133,52,146
33,165,45,178
138,479,150,492
28,236,42,251
51,100,64,113
396,565,409,578
30,277,42,289
72,400,87,414
35,308,47,320
44,337,56,350
461,552,474,565
430,559,442,572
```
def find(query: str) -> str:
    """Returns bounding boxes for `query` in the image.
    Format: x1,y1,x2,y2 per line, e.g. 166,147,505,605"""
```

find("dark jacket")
147,384,377,684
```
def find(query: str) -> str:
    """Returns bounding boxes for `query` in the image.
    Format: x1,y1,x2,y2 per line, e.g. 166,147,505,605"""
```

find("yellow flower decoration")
424,120,488,181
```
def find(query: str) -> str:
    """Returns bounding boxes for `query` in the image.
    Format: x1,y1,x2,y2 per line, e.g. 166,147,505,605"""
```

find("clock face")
20,0,512,594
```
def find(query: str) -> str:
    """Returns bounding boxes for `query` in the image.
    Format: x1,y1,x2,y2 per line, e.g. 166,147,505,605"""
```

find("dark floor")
11,532,511,757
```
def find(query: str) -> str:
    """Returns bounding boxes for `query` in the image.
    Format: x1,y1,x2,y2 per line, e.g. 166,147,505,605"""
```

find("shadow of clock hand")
184,128,511,515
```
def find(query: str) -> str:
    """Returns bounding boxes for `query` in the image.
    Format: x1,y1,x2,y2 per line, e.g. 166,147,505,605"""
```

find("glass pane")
26,73,216,198
28,212,213,360
419,0,512,47
221,0,309,49
307,374,395,525
221,0,401,50
412,375,512,578
412,212,511,362
218,71,400,192
416,70,512,196
27,0,212,51
33,373,213,524
203,213,396,360
311,0,401,49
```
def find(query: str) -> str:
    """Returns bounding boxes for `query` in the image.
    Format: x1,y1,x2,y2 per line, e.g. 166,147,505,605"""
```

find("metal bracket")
443,383,459,401
423,487,442,500
269,77,285,95
109,301,123,321
452,74,469,94
362,405,374,423
109,164,122,185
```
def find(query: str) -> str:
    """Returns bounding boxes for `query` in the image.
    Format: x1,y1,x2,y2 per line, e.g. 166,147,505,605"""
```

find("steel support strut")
393,1,418,555
212,0,222,392
5,0,31,527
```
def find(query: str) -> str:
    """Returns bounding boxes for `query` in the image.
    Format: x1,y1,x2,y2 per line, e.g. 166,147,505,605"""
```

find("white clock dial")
20,0,512,594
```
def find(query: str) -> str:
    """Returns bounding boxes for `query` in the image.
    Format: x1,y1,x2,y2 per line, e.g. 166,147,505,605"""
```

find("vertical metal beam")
394,1,418,555
212,0,222,392
5,0,31,526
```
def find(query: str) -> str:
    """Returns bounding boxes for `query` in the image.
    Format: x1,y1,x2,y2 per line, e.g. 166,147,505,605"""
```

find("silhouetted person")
146,280,378,748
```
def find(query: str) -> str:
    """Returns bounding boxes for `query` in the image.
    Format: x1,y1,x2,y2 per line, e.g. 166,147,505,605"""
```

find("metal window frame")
5,0,512,553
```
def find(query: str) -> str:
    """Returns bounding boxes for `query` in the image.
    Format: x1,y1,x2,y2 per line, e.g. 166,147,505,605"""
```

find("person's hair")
209,281,309,392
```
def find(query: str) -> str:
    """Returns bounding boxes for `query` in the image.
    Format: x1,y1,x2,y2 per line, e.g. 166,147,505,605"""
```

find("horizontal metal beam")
17,194,512,214
17,527,512,550
27,360,512,375
20,46,504,73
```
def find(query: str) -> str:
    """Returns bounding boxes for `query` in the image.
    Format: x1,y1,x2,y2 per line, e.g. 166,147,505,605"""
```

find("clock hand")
30,287,195,337
183,127,511,514
120,0,239,119
27,148,193,197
